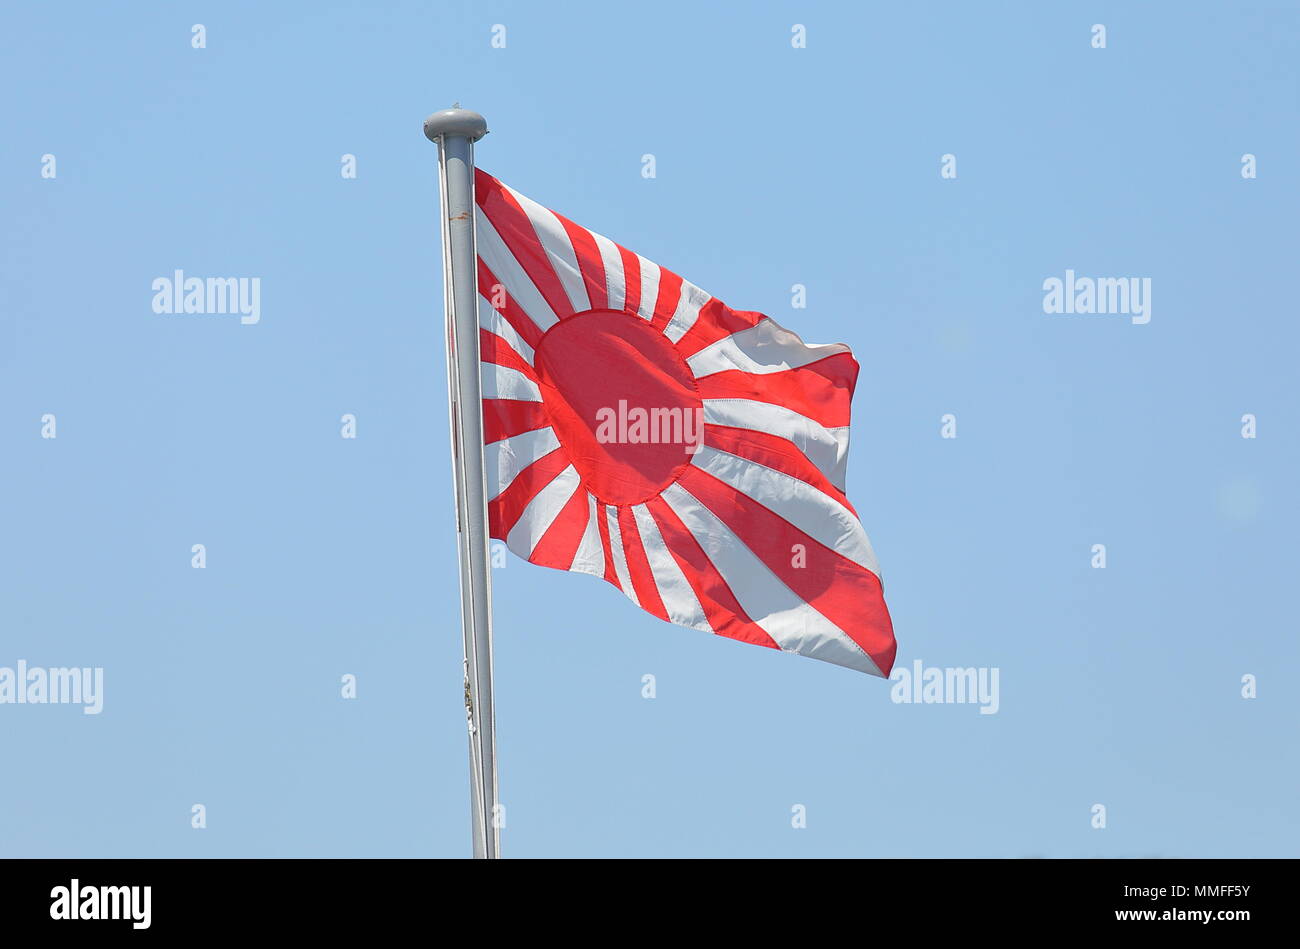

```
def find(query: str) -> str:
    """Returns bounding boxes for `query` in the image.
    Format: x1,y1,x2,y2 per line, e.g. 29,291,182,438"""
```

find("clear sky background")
2,1,1297,857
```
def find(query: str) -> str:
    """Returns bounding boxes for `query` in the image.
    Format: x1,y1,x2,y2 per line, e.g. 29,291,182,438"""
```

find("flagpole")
424,106,499,860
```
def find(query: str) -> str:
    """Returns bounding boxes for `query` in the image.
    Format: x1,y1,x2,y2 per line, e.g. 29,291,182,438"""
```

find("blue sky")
1,0,1297,857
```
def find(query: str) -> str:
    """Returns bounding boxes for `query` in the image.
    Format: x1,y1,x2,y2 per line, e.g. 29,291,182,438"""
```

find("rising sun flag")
473,169,895,678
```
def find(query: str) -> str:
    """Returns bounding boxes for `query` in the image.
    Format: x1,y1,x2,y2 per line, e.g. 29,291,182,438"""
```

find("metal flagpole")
424,106,499,859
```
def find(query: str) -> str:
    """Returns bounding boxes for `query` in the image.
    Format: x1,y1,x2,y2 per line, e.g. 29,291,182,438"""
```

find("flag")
473,170,895,677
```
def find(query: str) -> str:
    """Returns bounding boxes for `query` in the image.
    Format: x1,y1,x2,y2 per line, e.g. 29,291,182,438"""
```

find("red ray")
617,505,669,621
675,465,895,676
694,352,859,429
554,212,608,311
643,496,781,651
672,299,763,358
650,268,684,332
476,170,577,321
527,480,589,570
479,327,537,381
487,448,570,539
702,423,855,516
477,258,546,350
482,399,549,445
617,246,641,316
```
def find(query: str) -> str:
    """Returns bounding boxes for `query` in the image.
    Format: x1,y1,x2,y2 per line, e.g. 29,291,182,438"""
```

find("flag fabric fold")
473,169,895,677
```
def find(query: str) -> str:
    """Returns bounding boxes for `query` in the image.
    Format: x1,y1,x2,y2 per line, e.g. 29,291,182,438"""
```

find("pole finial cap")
424,108,489,143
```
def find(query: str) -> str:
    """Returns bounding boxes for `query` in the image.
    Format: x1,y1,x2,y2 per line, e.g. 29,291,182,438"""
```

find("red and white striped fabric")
474,169,895,677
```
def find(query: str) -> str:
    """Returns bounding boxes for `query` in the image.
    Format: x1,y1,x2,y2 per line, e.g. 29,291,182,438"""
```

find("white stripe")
592,232,625,313
661,483,882,676
686,317,850,379
501,183,591,316
569,493,605,577
478,296,535,366
480,363,542,402
635,256,660,322
506,465,581,559
485,427,560,500
663,280,710,342
475,208,560,332
702,398,850,489
605,505,639,606
631,503,710,631
688,445,879,576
